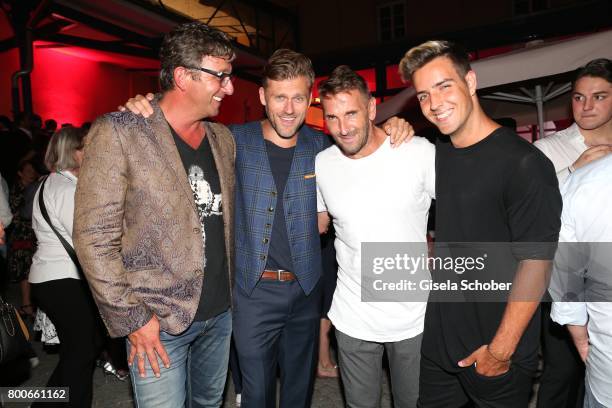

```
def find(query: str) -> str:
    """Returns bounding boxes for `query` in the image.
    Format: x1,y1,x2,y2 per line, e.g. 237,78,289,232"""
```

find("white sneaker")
235,393,241,407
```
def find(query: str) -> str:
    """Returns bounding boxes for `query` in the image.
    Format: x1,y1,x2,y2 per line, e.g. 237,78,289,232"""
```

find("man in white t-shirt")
316,65,435,408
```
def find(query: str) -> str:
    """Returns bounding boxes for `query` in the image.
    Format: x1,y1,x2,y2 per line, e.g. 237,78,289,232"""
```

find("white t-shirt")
316,136,435,342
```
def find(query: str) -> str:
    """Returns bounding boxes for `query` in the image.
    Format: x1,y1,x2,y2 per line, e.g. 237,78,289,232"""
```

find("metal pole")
535,85,545,140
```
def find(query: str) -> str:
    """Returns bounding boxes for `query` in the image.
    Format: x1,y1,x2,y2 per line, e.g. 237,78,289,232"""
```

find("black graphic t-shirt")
171,125,230,322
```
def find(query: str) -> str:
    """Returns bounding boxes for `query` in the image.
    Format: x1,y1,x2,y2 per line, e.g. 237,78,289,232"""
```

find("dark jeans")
537,303,585,408
229,336,242,394
418,355,533,408
233,280,321,408
31,278,104,408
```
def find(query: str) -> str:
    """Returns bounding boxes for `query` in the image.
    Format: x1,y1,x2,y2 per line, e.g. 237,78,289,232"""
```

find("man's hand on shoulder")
572,144,612,171
118,93,156,118
127,315,171,378
382,117,414,147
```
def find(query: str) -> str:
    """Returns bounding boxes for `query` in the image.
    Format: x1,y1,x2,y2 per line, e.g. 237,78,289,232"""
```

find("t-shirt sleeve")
315,156,327,213
317,181,327,213
423,140,436,200
505,150,562,260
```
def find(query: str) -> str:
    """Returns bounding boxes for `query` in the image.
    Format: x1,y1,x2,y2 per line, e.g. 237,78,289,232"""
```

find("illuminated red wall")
215,77,264,124
0,44,263,126
0,44,158,125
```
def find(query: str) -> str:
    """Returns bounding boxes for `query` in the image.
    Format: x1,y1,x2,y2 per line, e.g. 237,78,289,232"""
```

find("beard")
267,113,305,139
335,126,369,157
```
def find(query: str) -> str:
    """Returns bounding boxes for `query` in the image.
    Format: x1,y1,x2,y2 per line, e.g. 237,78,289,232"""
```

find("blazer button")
271,191,277,197
268,207,274,212
260,254,266,260
265,223,272,228
193,228,199,234
194,269,203,276
263,238,269,244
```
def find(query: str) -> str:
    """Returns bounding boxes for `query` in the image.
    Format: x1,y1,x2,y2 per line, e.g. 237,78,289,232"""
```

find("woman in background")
8,159,40,318
29,127,104,407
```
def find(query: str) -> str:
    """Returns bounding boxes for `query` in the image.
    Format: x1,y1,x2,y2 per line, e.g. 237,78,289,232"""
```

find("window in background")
378,1,405,42
513,0,551,15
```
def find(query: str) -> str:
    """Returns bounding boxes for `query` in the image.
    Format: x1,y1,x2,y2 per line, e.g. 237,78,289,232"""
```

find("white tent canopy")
376,30,612,134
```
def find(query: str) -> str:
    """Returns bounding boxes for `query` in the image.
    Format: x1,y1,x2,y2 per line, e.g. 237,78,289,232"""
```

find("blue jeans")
584,376,607,408
127,309,232,408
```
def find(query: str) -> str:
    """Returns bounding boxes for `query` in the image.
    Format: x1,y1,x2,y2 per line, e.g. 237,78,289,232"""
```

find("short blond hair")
44,126,85,171
399,40,471,81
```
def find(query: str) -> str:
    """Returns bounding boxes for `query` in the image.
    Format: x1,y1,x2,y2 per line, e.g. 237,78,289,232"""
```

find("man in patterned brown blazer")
73,22,236,407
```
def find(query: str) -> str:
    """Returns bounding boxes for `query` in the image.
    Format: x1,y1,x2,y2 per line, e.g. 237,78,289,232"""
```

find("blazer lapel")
286,127,314,186
206,122,232,220
145,100,197,213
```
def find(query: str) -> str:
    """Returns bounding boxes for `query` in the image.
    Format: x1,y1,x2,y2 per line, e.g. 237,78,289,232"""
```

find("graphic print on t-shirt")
188,164,222,245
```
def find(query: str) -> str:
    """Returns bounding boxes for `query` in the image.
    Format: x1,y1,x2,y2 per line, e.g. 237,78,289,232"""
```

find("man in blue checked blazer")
229,50,330,408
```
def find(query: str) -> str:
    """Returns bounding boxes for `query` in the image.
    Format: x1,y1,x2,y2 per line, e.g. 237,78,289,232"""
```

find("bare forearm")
567,324,588,349
567,324,589,362
489,300,540,360
489,259,551,360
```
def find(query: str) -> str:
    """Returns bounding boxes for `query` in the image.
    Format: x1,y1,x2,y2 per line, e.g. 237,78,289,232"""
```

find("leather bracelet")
486,345,511,363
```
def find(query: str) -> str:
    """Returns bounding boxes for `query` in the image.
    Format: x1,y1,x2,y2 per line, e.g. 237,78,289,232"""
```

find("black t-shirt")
171,126,230,322
423,127,561,374
264,139,295,272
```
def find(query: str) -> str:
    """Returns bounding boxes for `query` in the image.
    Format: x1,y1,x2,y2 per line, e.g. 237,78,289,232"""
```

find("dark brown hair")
318,65,371,101
573,58,612,88
159,22,235,92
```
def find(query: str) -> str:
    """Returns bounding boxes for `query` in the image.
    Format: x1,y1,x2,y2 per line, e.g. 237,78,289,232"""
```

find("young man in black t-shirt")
399,41,562,407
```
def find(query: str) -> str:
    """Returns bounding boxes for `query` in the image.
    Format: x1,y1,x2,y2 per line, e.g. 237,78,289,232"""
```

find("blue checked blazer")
230,122,331,296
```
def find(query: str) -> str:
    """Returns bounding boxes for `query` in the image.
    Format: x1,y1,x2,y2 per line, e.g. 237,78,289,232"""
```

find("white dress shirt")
550,154,612,407
534,123,587,185
29,171,81,283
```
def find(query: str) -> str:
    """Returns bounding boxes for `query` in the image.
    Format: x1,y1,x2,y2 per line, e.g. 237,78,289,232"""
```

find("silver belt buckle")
277,269,285,280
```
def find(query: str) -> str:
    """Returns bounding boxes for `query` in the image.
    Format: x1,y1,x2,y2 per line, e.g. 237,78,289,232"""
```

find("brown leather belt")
261,269,297,281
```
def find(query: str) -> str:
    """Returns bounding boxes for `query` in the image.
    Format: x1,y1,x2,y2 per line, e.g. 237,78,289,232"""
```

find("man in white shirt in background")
550,154,612,408
534,57,611,408
534,58,612,184
316,65,435,408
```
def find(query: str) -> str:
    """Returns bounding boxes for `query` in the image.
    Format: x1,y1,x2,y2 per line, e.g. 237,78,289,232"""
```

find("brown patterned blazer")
73,100,235,338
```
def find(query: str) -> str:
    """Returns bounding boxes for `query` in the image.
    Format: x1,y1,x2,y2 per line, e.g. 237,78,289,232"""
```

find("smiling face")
259,76,311,140
572,76,612,132
412,56,477,137
322,89,376,158
187,55,234,118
